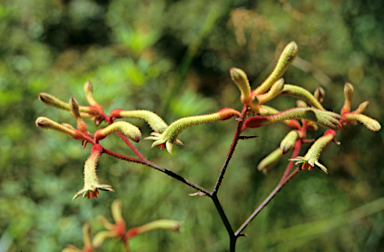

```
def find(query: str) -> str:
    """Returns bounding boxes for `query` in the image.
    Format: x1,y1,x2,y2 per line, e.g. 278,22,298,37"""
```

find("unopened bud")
38,93,70,111
254,41,298,95
94,121,142,143
257,78,284,104
83,80,97,106
257,148,283,174
230,68,251,105
341,82,354,114
281,84,325,110
314,87,325,103
126,220,182,238
280,130,299,154
353,101,369,114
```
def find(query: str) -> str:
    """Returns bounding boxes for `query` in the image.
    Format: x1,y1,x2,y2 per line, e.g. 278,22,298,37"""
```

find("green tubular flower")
94,121,142,143
93,200,126,249
254,41,298,95
256,78,285,104
69,97,88,134
35,117,86,140
341,82,354,114
280,130,299,154
146,108,241,154
343,113,381,132
243,107,342,131
290,129,337,174
259,105,301,129
126,220,182,239
72,144,114,200
230,67,251,105
280,84,325,110
314,87,325,103
257,148,283,174
110,109,168,133
38,92,98,116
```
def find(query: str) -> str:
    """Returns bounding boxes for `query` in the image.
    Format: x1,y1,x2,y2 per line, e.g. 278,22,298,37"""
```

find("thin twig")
212,105,248,194
234,167,301,237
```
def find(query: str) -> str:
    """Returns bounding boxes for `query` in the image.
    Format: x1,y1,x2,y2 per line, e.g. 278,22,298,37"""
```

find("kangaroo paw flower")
72,144,114,200
254,41,298,95
281,84,325,110
94,121,142,143
35,117,86,140
230,68,251,105
290,129,337,174
243,108,342,131
146,108,240,154
110,109,168,133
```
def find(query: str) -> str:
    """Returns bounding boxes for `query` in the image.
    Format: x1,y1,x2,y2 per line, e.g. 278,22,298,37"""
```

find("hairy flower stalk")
243,107,342,131
94,121,142,143
281,84,325,110
72,144,114,200
254,41,298,95
230,68,251,105
35,117,86,140
110,109,168,133
146,108,241,154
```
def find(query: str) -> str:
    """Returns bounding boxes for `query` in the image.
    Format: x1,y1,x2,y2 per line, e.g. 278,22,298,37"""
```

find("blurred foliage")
1,0,384,251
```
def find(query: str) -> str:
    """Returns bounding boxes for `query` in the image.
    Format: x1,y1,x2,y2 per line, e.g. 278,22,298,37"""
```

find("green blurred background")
1,0,384,251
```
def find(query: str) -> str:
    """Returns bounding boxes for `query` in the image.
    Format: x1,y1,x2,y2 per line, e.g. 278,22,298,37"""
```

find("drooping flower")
72,144,114,200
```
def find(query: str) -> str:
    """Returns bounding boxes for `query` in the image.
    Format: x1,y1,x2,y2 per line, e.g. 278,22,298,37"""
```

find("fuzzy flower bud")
146,108,241,154
281,84,325,110
314,87,325,103
353,101,369,114
126,220,182,239
110,109,168,133
257,78,285,104
35,117,85,140
280,130,299,154
83,80,97,106
341,82,354,114
254,41,298,95
39,93,70,111
230,68,251,105
94,121,142,143
257,148,283,174
343,113,381,132
69,97,88,133
243,107,342,131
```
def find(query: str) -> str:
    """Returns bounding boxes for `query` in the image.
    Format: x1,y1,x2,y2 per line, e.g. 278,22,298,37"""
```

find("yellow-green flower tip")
230,67,251,105
314,87,325,103
341,82,354,114
36,117,85,140
280,130,299,154
94,121,141,143
38,92,70,111
254,41,298,94
344,113,381,132
83,80,98,106
257,148,283,174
